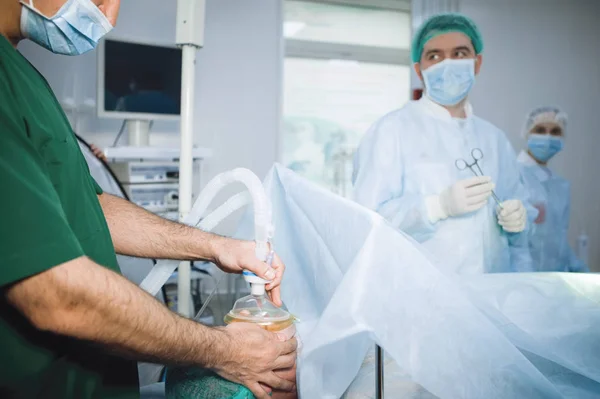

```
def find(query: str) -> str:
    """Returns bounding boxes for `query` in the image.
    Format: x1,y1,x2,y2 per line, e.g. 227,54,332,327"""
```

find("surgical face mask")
422,59,476,106
527,134,564,163
20,0,113,56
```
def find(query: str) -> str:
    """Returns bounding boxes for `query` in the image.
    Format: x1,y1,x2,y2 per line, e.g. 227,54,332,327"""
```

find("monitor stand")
127,120,152,146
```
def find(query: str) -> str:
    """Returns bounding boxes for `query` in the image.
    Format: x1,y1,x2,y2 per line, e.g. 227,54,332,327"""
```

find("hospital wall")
18,0,283,235
461,0,600,271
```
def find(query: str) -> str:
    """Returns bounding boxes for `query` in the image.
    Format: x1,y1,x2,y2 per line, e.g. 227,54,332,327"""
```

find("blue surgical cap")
411,13,484,63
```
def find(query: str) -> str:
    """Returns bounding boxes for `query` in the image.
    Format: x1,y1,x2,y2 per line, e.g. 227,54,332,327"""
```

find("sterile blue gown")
517,151,588,272
352,97,535,275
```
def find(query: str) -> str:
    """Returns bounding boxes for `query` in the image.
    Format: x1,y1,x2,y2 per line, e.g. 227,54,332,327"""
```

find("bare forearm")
97,194,282,301
6,257,229,368
98,193,218,261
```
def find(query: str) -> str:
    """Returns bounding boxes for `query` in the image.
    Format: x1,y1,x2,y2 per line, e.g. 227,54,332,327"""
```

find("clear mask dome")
224,293,295,332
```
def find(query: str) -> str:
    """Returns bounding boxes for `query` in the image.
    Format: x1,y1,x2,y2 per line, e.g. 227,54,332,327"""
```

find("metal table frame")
376,344,384,399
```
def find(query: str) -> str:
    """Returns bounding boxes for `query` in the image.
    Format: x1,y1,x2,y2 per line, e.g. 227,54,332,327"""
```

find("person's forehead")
423,32,474,52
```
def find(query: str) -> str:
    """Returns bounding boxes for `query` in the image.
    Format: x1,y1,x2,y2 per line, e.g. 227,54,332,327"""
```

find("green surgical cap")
411,13,484,63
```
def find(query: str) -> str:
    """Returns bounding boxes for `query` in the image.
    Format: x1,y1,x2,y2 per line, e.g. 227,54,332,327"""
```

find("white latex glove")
497,199,527,233
426,176,495,223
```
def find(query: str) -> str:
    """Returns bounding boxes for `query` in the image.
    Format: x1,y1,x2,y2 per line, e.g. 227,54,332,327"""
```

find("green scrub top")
0,36,139,398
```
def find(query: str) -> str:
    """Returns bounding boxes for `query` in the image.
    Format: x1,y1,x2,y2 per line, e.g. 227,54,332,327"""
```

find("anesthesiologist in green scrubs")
0,1,296,399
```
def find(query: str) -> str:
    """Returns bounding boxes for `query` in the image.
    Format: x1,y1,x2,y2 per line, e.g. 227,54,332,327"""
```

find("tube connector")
251,283,266,296
243,270,269,296
243,248,274,296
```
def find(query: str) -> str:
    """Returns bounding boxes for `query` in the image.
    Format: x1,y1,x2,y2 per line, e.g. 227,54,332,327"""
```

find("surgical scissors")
455,148,503,208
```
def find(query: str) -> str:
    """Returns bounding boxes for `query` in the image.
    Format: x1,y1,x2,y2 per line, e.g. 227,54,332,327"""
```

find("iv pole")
175,0,206,317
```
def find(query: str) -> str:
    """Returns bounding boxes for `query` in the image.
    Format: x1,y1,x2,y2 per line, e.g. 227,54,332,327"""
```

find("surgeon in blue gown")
518,106,589,273
353,13,535,275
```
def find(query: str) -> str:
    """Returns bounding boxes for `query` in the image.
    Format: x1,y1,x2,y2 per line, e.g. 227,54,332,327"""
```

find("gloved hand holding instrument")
426,148,527,233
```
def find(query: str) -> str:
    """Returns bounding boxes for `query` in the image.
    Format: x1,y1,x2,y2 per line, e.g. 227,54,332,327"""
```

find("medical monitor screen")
103,40,182,116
